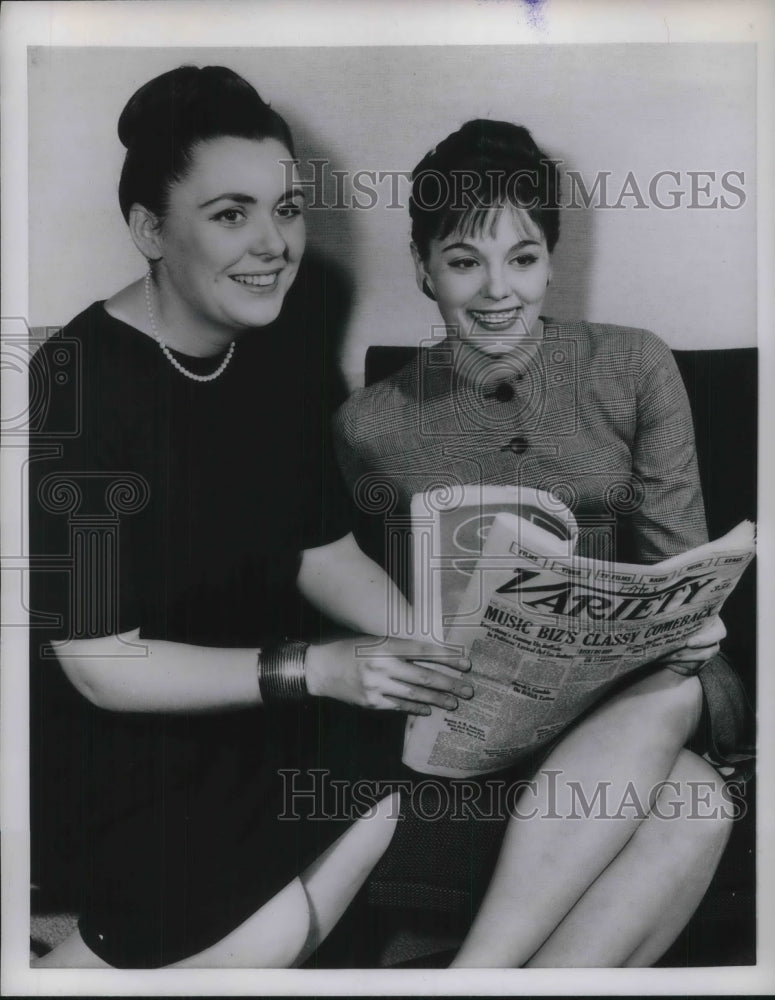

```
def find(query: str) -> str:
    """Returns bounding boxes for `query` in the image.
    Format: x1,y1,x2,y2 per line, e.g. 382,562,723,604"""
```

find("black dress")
28,269,364,967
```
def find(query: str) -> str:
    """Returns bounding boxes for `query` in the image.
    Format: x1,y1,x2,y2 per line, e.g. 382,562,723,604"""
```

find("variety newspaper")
402,486,755,778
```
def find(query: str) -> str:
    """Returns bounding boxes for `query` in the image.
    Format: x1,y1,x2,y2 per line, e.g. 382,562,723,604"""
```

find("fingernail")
445,697,458,710
459,685,474,698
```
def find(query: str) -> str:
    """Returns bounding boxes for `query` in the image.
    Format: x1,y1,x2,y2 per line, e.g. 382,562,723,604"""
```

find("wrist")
303,643,326,698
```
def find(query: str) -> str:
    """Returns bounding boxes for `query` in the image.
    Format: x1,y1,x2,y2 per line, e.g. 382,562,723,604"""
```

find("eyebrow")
441,239,540,253
198,187,306,209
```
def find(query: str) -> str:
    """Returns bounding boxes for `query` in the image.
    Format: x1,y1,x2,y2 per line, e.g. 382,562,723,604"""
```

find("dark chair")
362,344,757,967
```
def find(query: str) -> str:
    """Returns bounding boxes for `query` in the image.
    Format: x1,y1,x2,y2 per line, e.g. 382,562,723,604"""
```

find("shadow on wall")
543,152,594,324
284,111,358,305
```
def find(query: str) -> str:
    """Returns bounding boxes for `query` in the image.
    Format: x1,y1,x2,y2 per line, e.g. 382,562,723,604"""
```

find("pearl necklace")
144,271,235,382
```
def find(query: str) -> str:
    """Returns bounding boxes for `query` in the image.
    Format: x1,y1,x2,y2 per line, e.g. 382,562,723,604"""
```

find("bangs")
438,202,545,246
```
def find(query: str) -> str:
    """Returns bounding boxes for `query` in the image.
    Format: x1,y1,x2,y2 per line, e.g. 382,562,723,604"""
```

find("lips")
469,308,521,331
230,272,281,289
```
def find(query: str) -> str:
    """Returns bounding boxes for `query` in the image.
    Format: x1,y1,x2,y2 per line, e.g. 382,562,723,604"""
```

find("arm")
632,334,723,669
630,333,708,561
56,626,471,717
297,531,412,638
298,532,472,713
55,631,261,713
54,536,471,716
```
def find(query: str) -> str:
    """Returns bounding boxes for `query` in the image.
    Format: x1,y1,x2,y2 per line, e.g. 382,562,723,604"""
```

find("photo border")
2,1,774,995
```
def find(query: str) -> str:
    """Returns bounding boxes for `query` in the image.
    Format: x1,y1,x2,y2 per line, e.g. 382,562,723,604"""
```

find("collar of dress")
415,317,550,401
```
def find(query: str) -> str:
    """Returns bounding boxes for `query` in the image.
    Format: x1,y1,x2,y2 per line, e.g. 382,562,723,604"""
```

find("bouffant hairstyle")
409,119,561,259
117,65,295,222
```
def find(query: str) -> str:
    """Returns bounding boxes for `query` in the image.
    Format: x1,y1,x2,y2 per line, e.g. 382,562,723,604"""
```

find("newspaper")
403,493,755,778
406,484,579,639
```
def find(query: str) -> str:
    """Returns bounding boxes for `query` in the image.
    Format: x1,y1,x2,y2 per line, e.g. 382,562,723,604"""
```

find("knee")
30,928,110,968
661,671,704,744
623,668,704,748
651,750,735,857
352,791,401,859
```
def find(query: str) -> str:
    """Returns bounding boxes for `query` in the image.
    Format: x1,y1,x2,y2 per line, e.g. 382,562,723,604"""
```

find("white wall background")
28,44,756,386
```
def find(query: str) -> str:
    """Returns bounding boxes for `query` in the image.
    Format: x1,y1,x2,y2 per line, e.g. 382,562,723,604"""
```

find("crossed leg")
451,668,734,967
527,748,734,967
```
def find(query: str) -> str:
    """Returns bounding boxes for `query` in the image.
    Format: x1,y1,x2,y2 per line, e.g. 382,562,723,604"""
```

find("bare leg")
527,749,734,967
452,668,707,968
31,930,111,968
174,791,399,967
33,792,400,969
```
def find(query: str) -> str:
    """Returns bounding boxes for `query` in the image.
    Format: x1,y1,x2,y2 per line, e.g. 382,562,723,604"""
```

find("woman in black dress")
28,65,471,969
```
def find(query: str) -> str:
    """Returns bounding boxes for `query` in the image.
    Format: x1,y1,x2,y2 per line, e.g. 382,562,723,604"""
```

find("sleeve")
28,329,149,646
332,397,368,497
629,332,709,562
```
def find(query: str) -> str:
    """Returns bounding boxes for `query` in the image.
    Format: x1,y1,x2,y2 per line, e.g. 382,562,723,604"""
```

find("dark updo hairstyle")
117,65,295,222
409,119,561,260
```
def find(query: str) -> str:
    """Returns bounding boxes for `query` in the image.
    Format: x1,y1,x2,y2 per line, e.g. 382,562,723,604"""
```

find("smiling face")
137,135,305,351
413,205,551,366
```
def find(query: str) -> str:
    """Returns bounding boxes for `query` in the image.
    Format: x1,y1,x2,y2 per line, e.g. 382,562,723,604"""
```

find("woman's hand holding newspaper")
655,614,727,675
